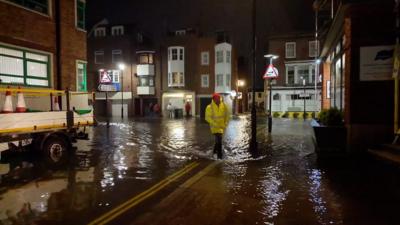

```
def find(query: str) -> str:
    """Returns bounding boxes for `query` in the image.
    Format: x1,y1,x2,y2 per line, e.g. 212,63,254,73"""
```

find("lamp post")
264,54,279,133
302,76,306,120
315,59,321,117
250,0,257,151
237,80,245,114
119,63,125,118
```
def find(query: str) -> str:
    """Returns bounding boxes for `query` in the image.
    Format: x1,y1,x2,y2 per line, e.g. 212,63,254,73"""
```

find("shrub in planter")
319,107,344,126
293,112,299,119
273,112,281,118
281,112,289,118
313,107,346,155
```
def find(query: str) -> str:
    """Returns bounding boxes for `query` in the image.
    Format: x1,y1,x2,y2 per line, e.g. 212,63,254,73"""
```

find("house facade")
161,30,238,118
87,22,161,117
0,0,87,91
315,0,395,151
266,33,322,114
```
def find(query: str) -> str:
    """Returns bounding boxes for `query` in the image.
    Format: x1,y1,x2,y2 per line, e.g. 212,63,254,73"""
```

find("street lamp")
237,80,245,114
264,54,279,133
119,63,125,118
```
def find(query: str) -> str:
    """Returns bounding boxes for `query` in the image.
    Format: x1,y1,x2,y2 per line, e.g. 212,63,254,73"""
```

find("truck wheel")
42,136,69,166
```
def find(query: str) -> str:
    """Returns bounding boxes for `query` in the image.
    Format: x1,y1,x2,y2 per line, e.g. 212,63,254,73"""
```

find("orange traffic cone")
16,87,26,113
53,96,60,111
2,87,13,113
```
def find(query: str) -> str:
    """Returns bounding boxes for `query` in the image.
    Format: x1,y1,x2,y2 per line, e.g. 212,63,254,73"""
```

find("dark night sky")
88,0,315,85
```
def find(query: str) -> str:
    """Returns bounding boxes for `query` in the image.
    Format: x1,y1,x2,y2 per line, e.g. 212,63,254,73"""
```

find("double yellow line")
88,161,200,225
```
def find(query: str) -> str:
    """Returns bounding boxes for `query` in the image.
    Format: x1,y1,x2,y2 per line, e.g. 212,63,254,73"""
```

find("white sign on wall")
360,45,394,81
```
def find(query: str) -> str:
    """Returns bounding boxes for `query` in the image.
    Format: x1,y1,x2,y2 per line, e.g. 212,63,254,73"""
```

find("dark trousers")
213,133,223,159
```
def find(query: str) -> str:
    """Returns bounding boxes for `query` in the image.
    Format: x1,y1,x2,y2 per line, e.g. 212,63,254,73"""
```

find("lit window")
286,66,295,85
111,26,124,36
112,50,122,63
95,51,104,64
0,46,50,87
168,72,184,87
139,53,154,64
285,42,296,58
139,76,154,87
201,74,209,88
76,0,86,30
175,30,186,35
201,52,209,65
76,62,87,91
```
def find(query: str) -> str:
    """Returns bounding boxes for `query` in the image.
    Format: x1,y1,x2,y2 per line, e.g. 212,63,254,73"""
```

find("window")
5,0,48,14
286,66,295,85
179,48,184,60
76,61,87,91
95,51,104,64
226,74,231,87
138,76,154,87
76,0,86,30
216,74,224,86
273,94,280,100
94,28,106,37
172,49,178,60
258,93,262,98
0,46,50,87
112,50,122,63
107,70,120,83
216,51,223,63
201,74,209,88
175,30,186,35
137,33,143,43
201,52,209,65
297,65,309,84
285,42,296,58
168,72,184,87
326,80,331,99
226,51,231,63
168,47,184,61
309,41,319,57
111,26,124,36
139,53,154,64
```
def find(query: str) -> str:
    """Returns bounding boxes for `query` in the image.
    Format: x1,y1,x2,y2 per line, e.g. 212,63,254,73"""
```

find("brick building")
87,22,161,117
315,0,395,151
160,29,238,118
0,0,87,91
266,33,322,115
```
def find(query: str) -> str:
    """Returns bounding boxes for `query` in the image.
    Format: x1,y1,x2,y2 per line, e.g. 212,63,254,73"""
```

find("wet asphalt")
0,115,400,225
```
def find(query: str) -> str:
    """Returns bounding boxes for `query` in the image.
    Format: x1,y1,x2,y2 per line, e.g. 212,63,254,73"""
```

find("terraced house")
0,0,87,91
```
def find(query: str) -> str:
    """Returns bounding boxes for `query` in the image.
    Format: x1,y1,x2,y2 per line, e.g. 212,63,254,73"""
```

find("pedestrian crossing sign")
99,70,112,83
263,64,279,79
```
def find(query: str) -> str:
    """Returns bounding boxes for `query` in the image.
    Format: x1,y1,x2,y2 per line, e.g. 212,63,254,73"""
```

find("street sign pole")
263,56,279,133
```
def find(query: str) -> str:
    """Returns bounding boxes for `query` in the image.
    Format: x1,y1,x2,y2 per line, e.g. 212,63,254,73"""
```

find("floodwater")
0,116,399,225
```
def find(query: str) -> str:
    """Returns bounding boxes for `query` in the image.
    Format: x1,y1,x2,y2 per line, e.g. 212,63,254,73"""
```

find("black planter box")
312,120,347,154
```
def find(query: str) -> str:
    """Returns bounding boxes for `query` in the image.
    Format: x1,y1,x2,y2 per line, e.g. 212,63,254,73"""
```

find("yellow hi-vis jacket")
205,100,230,134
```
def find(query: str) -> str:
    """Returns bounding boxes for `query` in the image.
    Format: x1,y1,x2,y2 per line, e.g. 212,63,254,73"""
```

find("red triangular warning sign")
100,71,112,83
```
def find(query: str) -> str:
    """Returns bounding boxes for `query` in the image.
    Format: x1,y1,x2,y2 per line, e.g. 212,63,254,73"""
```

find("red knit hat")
212,93,220,99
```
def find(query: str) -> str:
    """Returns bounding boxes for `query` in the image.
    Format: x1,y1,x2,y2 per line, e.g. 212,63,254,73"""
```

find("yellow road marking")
180,161,220,188
88,162,200,225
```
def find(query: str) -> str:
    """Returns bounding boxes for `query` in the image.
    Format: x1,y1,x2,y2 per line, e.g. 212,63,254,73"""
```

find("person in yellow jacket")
205,93,230,159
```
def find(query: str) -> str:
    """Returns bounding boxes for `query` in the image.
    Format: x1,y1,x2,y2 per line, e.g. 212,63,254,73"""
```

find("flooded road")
1,116,400,225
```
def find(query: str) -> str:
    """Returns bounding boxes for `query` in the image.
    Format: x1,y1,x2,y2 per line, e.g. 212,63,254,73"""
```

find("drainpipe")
55,0,62,90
